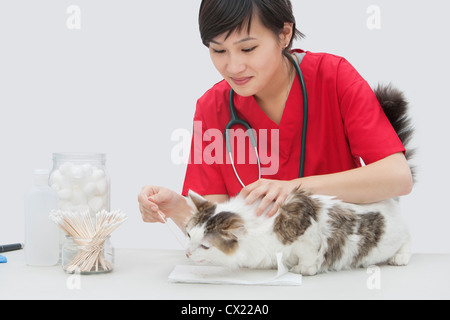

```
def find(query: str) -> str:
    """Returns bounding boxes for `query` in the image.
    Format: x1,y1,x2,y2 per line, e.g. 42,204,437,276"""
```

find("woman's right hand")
138,186,186,224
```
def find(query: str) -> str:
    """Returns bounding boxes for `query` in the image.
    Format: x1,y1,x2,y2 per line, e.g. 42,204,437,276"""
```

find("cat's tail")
374,84,416,181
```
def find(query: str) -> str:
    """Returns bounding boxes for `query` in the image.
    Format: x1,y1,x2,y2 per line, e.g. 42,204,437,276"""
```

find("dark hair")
199,0,305,52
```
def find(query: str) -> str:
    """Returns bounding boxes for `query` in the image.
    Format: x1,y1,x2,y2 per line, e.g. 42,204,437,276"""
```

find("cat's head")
185,191,247,267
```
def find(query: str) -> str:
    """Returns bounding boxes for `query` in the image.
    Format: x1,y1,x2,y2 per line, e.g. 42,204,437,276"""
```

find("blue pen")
0,255,7,263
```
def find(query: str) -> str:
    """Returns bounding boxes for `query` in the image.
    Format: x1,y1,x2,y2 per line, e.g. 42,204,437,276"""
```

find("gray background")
0,0,449,253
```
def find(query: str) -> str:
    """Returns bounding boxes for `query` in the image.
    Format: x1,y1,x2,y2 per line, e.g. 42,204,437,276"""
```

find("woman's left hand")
240,179,300,217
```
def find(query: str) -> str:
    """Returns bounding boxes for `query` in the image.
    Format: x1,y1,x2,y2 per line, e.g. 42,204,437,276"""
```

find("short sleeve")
337,59,405,165
181,101,228,197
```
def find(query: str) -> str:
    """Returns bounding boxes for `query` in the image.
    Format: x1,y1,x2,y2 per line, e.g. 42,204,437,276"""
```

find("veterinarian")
138,0,413,230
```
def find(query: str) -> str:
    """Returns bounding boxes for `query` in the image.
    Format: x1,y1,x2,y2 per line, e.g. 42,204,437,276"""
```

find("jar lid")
52,153,106,163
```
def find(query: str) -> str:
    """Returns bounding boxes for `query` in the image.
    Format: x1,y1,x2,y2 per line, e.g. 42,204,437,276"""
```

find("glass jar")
49,153,110,217
62,236,114,274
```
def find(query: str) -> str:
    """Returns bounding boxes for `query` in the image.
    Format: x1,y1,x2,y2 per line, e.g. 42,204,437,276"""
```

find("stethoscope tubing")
225,54,308,187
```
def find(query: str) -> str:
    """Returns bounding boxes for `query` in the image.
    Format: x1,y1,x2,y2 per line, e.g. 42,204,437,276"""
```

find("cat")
184,84,414,276
185,189,411,276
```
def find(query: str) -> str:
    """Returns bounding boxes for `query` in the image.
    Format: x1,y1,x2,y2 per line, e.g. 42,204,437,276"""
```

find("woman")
138,0,413,231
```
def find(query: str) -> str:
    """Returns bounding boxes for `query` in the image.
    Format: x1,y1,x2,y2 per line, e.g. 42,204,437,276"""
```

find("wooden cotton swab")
50,209,127,273
157,210,186,249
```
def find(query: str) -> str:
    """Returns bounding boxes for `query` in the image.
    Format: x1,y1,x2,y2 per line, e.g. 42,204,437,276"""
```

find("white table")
1,249,449,300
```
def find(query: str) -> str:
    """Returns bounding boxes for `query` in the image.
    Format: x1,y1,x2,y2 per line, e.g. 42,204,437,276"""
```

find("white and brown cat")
185,84,414,276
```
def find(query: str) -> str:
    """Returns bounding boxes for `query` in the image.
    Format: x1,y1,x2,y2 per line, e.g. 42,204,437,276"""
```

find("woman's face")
208,15,288,98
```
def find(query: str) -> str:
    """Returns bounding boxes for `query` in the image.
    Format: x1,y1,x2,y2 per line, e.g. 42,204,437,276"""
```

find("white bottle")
24,170,60,266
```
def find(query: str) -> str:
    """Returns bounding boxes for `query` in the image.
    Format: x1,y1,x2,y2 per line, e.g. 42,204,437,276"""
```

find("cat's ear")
188,190,209,212
224,219,247,240
228,224,247,240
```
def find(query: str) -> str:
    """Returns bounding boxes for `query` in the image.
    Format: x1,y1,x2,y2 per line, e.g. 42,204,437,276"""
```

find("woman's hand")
138,186,189,227
240,179,300,217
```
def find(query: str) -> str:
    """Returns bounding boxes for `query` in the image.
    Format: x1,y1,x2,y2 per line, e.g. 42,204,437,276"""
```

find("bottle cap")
34,169,50,186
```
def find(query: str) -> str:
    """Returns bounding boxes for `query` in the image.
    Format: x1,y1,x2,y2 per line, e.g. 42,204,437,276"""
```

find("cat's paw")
388,253,411,266
292,264,318,276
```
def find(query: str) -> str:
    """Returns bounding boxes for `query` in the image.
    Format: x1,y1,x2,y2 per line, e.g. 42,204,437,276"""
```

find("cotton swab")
50,209,127,273
157,210,186,249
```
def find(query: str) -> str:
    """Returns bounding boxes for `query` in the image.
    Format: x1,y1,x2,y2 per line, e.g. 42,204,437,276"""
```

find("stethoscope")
225,54,308,188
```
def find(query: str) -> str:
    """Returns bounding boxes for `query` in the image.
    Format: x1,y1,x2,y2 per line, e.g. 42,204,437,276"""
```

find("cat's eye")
186,232,191,239
200,244,210,250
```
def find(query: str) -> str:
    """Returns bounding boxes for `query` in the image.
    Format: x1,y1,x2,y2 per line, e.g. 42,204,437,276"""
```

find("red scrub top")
182,50,405,197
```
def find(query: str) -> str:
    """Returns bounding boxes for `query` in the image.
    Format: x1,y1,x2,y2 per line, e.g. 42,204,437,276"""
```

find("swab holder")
50,209,127,274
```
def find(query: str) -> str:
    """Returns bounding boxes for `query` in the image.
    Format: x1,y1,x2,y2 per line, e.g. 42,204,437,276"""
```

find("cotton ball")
59,162,74,176
58,188,72,201
49,170,70,191
50,170,71,189
92,168,105,181
63,165,86,186
59,201,74,212
83,182,97,197
96,178,108,196
88,196,104,213
71,187,87,205
82,164,93,178
71,165,84,181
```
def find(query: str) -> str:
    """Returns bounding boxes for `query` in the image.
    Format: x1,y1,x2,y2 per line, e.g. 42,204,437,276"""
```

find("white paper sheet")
168,253,302,286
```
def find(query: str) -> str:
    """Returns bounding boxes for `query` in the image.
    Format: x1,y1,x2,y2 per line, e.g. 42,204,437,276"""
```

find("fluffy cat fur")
184,84,414,276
